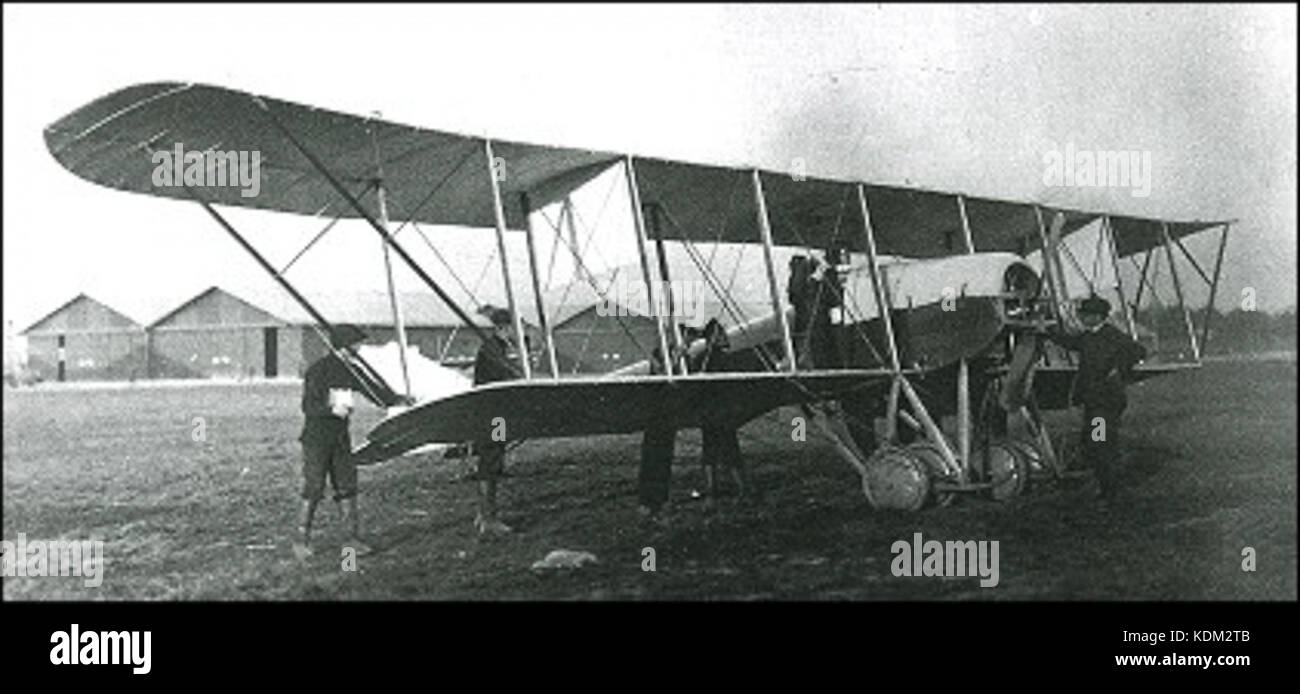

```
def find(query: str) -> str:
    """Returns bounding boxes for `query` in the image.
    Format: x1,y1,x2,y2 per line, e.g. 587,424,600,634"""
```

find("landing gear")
802,402,930,512
973,440,1028,501
904,441,956,507
1002,437,1048,484
831,363,1049,511
861,446,930,512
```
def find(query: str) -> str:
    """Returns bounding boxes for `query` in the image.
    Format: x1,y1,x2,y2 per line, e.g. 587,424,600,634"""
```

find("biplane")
45,82,1232,511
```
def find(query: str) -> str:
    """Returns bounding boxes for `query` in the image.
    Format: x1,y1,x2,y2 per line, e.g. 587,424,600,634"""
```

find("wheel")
862,446,930,512
1002,437,1047,486
1002,437,1047,492
982,441,1027,502
904,442,956,507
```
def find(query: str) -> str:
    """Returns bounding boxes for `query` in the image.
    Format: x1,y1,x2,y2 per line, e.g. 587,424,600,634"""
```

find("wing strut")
1034,206,1076,366
370,118,413,397
751,171,797,372
1201,223,1231,351
520,192,560,379
956,194,976,253
955,194,978,476
1103,215,1139,338
484,138,532,379
1034,206,1066,317
1160,221,1200,362
647,203,689,374
625,156,674,378
1132,248,1154,310
856,186,902,374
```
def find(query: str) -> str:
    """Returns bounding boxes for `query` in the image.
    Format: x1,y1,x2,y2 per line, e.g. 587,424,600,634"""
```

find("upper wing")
44,82,619,231
353,369,890,463
47,82,1226,258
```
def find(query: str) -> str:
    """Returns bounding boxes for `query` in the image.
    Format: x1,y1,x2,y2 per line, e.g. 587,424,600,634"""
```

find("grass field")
3,358,1295,600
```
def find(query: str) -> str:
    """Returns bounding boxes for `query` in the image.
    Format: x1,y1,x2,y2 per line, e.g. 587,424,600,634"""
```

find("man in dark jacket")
693,319,748,500
1047,295,1147,499
788,255,813,362
788,254,842,369
294,324,398,559
638,344,678,524
471,307,523,536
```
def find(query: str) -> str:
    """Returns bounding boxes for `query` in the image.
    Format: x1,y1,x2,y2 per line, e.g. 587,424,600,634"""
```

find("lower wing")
353,369,890,464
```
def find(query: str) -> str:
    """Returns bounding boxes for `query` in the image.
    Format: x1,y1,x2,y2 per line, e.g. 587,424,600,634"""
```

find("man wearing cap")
294,324,397,559
470,306,524,535
1047,295,1147,499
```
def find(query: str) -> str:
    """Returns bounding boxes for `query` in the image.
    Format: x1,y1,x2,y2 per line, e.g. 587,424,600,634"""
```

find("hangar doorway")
263,327,278,378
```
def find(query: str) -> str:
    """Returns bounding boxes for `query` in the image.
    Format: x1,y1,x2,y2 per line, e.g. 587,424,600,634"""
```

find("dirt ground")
3,358,1294,600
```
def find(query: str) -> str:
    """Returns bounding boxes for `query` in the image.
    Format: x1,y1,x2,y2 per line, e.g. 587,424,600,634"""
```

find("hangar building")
21,293,147,381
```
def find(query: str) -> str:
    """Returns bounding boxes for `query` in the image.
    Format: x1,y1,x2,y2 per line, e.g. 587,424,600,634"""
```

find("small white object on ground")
530,550,599,571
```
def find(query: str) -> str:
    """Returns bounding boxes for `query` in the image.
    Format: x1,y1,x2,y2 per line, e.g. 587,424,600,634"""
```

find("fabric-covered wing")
44,82,620,230
353,370,890,463
46,82,1227,258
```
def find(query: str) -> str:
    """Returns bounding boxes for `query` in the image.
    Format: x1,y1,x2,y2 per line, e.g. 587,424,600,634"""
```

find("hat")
328,324,367,348
1078,295,1111,317
478,305,513,328
702,318,726,340
679,324,705,342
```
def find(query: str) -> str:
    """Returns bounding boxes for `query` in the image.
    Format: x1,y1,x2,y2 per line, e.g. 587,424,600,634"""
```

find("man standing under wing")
471,307,524,536
637,344,678,525
694,319,748,500
293,324,398,559
1046,295,1147,500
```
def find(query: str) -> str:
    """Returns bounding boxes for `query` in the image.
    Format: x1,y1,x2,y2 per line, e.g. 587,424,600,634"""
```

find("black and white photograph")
2,3,1295,669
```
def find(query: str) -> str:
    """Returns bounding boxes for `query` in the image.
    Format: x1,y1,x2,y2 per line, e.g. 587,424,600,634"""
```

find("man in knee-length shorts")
294,324,399,559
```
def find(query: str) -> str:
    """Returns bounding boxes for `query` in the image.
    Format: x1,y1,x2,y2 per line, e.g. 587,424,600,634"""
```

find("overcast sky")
3,4,1295,331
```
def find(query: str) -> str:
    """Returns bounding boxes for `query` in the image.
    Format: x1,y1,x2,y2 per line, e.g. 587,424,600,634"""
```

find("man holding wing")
293,324,396,559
